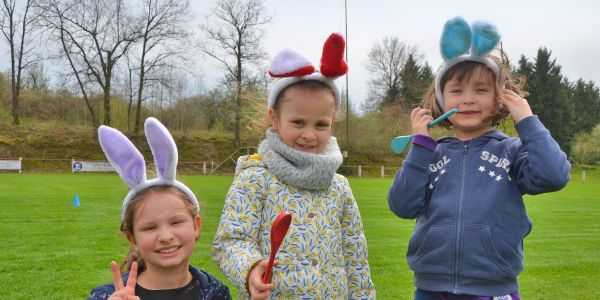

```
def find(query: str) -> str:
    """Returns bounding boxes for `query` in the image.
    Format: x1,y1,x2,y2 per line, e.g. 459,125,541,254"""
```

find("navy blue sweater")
388,116,570,296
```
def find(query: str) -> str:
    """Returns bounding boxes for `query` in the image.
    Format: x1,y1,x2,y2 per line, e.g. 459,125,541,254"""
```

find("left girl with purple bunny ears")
87,117,231,300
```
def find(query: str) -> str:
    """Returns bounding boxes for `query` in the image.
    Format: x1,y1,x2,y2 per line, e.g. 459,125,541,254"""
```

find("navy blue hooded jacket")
388,116,570,296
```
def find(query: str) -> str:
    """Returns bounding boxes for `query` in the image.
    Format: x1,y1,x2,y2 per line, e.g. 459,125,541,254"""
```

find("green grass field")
1,172,599,299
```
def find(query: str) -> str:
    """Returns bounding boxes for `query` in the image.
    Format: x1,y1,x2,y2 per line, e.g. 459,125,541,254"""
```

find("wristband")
412,134,437,151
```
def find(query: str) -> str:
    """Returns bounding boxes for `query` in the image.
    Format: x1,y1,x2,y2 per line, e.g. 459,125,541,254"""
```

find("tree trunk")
135,36,148,136
11,84,20,125
103,64,112,126
235,50,242,146
134,66,145,136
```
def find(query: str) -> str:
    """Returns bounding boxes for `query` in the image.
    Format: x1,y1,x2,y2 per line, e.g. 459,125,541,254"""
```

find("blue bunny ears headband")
435,17,501,112
98,118,199,220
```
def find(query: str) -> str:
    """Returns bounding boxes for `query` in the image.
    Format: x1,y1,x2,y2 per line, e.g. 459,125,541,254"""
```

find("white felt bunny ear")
98,125,146,189
268,49,315,78
145,117,177,181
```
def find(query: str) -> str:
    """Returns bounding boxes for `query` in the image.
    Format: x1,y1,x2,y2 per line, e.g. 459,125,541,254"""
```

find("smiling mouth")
156,246,181,254
459,111,480,114
296,144,316,149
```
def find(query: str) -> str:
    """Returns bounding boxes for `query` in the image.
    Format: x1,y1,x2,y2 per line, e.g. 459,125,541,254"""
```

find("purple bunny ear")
98,125,146,188
144,117,177,181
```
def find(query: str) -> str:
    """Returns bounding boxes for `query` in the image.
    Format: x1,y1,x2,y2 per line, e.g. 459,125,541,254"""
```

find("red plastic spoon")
262,211,292,284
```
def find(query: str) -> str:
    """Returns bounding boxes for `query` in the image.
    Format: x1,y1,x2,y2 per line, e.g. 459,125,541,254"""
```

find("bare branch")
129,0,191,135
200,0,271,145
36,0,141,126
1,0,37,125
365,36,420,110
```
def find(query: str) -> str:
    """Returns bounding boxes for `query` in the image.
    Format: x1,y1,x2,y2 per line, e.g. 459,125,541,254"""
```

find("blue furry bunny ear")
471,21,500,57
440,17,472,61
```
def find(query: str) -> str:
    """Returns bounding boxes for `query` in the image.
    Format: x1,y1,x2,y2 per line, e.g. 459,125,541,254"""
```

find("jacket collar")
437,130,509,150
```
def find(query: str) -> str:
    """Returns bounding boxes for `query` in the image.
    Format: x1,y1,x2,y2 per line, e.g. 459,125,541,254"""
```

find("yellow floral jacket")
212,154,375,299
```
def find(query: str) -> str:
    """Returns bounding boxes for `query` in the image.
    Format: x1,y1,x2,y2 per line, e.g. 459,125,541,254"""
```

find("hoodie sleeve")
339,177,376,299
212,167,267,293
87,283,115,300
512,115,571,194
388,143,435,219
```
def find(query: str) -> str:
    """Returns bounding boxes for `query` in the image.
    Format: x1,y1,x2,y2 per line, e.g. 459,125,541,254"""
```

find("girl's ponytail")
120,246,145,274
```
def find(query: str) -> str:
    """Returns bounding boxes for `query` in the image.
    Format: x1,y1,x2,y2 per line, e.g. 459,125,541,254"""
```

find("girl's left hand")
247,260,276,300
108,261,140,300
499,89,533,123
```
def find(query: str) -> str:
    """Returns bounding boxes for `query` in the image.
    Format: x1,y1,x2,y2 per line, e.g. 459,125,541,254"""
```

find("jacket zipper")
453,142,469,293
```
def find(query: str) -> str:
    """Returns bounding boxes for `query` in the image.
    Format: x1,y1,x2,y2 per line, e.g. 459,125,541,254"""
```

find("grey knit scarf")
258,128,343,190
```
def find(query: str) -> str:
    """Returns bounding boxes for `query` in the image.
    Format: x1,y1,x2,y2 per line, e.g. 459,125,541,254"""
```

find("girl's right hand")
108,261,140,300
247,260,276,300
410,107,434,136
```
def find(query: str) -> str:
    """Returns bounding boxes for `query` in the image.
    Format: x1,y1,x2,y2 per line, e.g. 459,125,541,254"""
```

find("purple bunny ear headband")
98,117,199,220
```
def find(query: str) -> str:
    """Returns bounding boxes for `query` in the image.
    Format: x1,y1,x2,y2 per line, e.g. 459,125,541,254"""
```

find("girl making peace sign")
87,118,231,300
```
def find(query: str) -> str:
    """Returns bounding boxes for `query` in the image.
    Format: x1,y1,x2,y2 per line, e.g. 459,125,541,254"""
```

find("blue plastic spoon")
390,108,458,154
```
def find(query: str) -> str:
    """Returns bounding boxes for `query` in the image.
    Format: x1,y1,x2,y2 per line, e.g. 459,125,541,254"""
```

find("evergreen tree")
570,79,600,134
399,56,435,110
399,54,421,109
518,48,574,154
419,62,434,99
517,55,533,80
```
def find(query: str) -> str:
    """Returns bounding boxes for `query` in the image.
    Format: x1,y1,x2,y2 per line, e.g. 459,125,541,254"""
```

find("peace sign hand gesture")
108,261,140,300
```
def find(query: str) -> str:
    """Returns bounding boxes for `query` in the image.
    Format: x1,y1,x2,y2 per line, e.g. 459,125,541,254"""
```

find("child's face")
127,191,200,272
269,86,336,154
443,67,498,140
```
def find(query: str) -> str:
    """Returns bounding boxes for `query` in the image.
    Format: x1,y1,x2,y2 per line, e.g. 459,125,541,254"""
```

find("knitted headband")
267,33,348,110
435,17,501,112
98,117,199,220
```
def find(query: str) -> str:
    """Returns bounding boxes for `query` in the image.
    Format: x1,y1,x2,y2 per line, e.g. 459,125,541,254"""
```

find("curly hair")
422,47,528,128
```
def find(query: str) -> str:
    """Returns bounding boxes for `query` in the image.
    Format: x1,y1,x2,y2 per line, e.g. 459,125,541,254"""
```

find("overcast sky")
1,0,599,111
193,0,600,110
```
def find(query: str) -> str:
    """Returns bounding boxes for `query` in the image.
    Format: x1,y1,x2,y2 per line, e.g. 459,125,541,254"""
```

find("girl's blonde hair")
423,48,528,128
119,185,198,273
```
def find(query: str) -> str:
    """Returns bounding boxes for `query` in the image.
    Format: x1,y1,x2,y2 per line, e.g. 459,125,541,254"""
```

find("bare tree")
201,0,271,146
131,0,191,135
37,0,139,126
23,61,49,91
1,0,36,125
365,36,417,111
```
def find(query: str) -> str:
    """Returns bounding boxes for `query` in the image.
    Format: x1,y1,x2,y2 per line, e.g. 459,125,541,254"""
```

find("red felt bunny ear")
320,33,348,78
268,49,315,78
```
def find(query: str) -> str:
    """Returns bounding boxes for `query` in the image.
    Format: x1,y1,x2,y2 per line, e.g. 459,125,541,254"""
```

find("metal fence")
2,157,599,182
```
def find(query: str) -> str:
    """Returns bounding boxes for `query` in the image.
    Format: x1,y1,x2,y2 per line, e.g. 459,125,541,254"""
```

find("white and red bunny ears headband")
435,17,501,112
98,117,199,220
267,33,348,110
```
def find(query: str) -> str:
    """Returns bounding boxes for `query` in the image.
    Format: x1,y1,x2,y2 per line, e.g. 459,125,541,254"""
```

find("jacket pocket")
407,224,454,274
462,225,520,280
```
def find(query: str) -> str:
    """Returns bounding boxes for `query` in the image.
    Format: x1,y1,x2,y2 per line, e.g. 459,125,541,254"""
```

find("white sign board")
72,160,114,173
0,158,22,172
